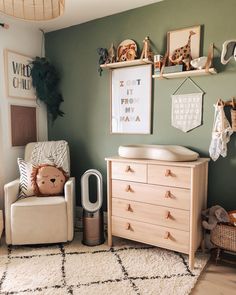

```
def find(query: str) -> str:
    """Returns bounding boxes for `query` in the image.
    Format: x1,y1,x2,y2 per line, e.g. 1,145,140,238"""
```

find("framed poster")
10,105,37,146
4,49,35,99
167,25,201,61
111,64,152,134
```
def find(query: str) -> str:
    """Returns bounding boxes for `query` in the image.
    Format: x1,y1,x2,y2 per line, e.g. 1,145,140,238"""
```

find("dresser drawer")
112,180,190,210
111,162,147,183
112,216,189,254
112,198,189,231
148,164,191,188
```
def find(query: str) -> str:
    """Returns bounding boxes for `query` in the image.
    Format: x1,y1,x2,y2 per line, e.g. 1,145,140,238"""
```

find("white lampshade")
0,0,65,21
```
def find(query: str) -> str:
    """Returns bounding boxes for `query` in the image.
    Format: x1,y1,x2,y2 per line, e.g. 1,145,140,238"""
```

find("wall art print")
10,105,37,146
4,49,35,99
111,64,152,134
167,25,201,65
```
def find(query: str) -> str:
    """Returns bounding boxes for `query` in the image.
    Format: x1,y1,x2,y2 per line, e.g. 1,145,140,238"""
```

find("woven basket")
211,223,236,252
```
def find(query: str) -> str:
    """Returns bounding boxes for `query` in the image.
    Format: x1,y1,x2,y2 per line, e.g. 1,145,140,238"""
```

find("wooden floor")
192,253,236,295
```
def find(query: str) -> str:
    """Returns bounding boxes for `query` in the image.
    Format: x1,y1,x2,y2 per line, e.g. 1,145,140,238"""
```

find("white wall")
0,18,48,209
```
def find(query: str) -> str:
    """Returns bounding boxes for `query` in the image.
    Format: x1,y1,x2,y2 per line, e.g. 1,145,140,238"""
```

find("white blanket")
30,140,70,175
209,104,233,161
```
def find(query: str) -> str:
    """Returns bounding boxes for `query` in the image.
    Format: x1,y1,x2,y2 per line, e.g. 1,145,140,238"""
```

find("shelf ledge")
152,68,217,79
100,58,153,69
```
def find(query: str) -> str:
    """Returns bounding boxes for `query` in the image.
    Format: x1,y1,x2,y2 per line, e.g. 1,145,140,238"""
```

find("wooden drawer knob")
164,231,170,239
125,204,132,212
165,190,171,198
125,223,131,230
125,165,133,173
125,185,132,192
165,211,171,219
165,169,171,177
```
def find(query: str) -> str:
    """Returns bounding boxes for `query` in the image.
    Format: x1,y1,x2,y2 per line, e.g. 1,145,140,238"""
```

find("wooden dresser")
105,157,209,269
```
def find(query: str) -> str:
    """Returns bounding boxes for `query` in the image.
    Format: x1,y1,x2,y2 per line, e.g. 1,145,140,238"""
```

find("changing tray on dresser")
105,156,209,270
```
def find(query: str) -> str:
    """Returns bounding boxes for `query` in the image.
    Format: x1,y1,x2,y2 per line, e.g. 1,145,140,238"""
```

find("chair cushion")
11,196,68,245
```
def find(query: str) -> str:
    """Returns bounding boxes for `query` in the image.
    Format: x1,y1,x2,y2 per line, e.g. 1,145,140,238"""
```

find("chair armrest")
64,177,75,241
4,179,20,207
4,179,20,244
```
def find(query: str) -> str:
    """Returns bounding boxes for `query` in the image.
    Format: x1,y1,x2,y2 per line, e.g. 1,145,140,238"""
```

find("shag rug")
0,232,208,295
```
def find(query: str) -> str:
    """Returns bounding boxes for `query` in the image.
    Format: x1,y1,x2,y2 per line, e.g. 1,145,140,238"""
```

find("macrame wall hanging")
171,77,204,132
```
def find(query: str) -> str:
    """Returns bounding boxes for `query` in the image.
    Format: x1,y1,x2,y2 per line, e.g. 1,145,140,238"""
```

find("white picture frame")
111,64,152,134
4,49,35,99
167,25,201,61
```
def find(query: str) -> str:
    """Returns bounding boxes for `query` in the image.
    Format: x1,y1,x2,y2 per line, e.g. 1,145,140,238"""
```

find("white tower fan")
81,169,105,246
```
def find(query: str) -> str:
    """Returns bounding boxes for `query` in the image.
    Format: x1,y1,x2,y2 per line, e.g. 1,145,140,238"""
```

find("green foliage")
31,57,64,121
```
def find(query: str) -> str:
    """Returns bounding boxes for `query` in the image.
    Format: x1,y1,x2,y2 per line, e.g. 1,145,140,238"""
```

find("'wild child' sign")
5,50,35,99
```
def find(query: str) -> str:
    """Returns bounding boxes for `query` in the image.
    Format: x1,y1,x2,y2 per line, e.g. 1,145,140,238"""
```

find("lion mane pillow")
31,164,68,197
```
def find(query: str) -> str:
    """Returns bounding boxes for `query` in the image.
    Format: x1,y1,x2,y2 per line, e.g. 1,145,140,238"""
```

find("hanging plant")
31,56,64,121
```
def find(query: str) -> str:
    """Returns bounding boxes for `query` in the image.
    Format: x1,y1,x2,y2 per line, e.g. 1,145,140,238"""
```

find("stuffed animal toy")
31,164,68,196
202,205,230,230
97,47,108,76
201,205,230,250
106,43,116,64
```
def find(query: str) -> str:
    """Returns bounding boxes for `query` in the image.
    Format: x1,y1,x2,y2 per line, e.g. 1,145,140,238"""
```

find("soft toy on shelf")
97,47,108,76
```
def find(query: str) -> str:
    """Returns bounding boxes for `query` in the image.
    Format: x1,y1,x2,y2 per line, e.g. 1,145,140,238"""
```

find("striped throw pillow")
17,158,34,198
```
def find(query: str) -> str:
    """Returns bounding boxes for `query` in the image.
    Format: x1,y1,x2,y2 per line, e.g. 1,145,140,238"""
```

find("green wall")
46,0,236,210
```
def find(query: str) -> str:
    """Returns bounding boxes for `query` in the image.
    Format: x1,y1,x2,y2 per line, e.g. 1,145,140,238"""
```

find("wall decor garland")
171,77,204,132
31,56,64,121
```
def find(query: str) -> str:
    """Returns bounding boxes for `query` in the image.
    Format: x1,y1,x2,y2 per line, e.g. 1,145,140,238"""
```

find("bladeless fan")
81,169,105,246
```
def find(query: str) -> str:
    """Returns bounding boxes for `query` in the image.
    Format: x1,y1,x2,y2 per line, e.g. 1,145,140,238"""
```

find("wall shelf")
152,68,217,79
100,58,153,69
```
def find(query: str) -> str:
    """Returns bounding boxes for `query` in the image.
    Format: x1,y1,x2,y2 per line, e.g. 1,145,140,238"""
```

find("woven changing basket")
211,223,236,252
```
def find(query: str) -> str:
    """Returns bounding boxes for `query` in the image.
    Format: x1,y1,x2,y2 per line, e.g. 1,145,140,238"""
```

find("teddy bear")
201,205,230,249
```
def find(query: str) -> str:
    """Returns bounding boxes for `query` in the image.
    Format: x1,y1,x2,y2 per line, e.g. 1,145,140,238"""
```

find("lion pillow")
31,164,68,196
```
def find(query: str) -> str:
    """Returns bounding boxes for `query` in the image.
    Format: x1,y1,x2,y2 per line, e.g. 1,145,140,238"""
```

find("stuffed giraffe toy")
169,30,196,70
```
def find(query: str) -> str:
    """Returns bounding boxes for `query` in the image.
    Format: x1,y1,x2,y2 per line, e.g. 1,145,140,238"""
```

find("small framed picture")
167,25,201,62
4,49,35,99
10,104,37,147
111,64,152,134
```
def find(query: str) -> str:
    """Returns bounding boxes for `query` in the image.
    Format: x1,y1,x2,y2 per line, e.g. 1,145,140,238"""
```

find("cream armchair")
4,142,75,245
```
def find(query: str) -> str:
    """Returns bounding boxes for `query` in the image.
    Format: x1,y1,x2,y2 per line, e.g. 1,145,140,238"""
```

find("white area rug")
0,233,208,295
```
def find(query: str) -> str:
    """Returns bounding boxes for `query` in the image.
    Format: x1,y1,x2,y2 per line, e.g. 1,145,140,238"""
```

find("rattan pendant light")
0,0,65,21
